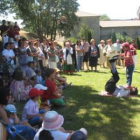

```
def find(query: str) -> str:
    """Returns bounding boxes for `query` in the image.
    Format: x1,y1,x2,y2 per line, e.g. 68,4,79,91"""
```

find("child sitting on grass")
34,84,51,112
36,69,43,84
22,88,46,126
42,68,66,107
55,68,72,88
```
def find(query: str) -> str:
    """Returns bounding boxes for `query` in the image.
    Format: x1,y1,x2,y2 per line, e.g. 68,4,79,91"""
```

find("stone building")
100,20,140,41
73,9,140,43
72,11,100,43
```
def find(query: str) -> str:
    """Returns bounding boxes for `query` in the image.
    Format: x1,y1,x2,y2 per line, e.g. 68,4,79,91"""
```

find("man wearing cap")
22,88,45,126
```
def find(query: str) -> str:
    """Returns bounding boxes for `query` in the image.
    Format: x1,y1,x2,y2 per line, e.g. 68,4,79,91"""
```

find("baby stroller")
0,120,26,140
0,118,35,140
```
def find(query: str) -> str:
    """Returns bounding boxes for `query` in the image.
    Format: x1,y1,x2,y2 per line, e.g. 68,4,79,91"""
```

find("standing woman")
18,39,28,73
89,39,100,71
34,40,44,70
104,39,116,68
120,43,134,89
48,42,57,69
63,42,75,74
98,40,106,68
75,40,84,72
81,38,90,70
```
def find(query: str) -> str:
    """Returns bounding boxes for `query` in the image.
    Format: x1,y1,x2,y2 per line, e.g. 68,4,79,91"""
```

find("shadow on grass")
56,85,140,140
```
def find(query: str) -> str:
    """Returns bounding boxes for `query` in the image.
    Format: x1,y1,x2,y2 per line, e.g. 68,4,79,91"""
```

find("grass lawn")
17,51,140,140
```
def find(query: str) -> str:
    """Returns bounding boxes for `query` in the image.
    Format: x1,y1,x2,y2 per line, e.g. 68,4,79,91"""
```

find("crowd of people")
0,19,139,140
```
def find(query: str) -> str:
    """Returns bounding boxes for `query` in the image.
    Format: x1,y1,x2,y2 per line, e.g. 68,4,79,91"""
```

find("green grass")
17,51,140,140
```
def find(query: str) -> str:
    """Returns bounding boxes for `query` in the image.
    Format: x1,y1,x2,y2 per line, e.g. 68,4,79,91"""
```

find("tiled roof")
76,11,99,17
100,20,140,27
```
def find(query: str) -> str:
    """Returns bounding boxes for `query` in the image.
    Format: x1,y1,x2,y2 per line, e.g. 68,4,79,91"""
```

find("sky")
77,0,140,19
0,0,139,27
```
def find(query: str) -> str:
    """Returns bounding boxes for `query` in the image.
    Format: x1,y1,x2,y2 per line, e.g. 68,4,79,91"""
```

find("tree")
100,14,111,21
135,37,140,50
11,0,79,40
111,29,117,43
0,0,11,15
78,23,94,43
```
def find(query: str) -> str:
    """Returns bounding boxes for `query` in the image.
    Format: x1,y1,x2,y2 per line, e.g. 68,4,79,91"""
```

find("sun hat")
34,84,48,90
122,43,130,48
42,111,64,130
4,104,17,113
55,68,60,73
29,88,44,98
70,128,87,140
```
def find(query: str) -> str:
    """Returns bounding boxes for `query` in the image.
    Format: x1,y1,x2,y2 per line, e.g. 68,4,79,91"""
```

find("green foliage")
78,23,93,43
124,36,132,43
100,14,111,21
111,29,117,43
67,37,77,43
11,0,79,40
135,37,140,50
116,33,133,43
0,0,11,14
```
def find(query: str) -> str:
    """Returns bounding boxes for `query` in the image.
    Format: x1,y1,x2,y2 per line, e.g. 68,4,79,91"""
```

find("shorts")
28,110,45,126
50,98,65,106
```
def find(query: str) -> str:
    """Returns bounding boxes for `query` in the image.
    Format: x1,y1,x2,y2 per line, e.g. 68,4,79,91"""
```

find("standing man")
0,20,9,48
81,38,90,70
114,39,121,66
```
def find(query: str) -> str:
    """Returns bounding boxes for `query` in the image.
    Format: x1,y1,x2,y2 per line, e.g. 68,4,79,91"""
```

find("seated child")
36,69,43,84
43,68,65,107
55,68,71,88
34,84,51,111
103,55,138,97
0,88,36,140
22,88,46,126
34,111,73,140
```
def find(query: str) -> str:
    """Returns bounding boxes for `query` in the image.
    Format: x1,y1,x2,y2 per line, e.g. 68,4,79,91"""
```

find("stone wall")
100,26,140,41
71,16,100,43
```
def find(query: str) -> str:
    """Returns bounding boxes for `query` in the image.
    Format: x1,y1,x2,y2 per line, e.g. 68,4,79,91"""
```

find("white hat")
34,84,48,90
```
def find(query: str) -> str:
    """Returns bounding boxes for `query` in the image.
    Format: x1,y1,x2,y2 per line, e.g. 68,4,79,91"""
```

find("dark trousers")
105,71,120,94
38,60,44,70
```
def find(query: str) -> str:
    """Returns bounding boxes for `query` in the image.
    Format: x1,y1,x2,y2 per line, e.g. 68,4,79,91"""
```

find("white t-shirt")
22,99,39,121
34,128,70,140
113,86,130,97
38,47,44,60
25,66,36,79
2,49,15,64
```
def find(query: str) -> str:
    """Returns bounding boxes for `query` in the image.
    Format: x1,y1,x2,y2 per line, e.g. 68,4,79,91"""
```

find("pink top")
124,50,134,66
82,42,89,52
130,44,138,55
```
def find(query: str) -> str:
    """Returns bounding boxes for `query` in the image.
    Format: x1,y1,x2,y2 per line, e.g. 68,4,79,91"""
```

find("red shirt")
130,44,138,55
13,25,20,35
124,50,134,67
42,79,58,101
